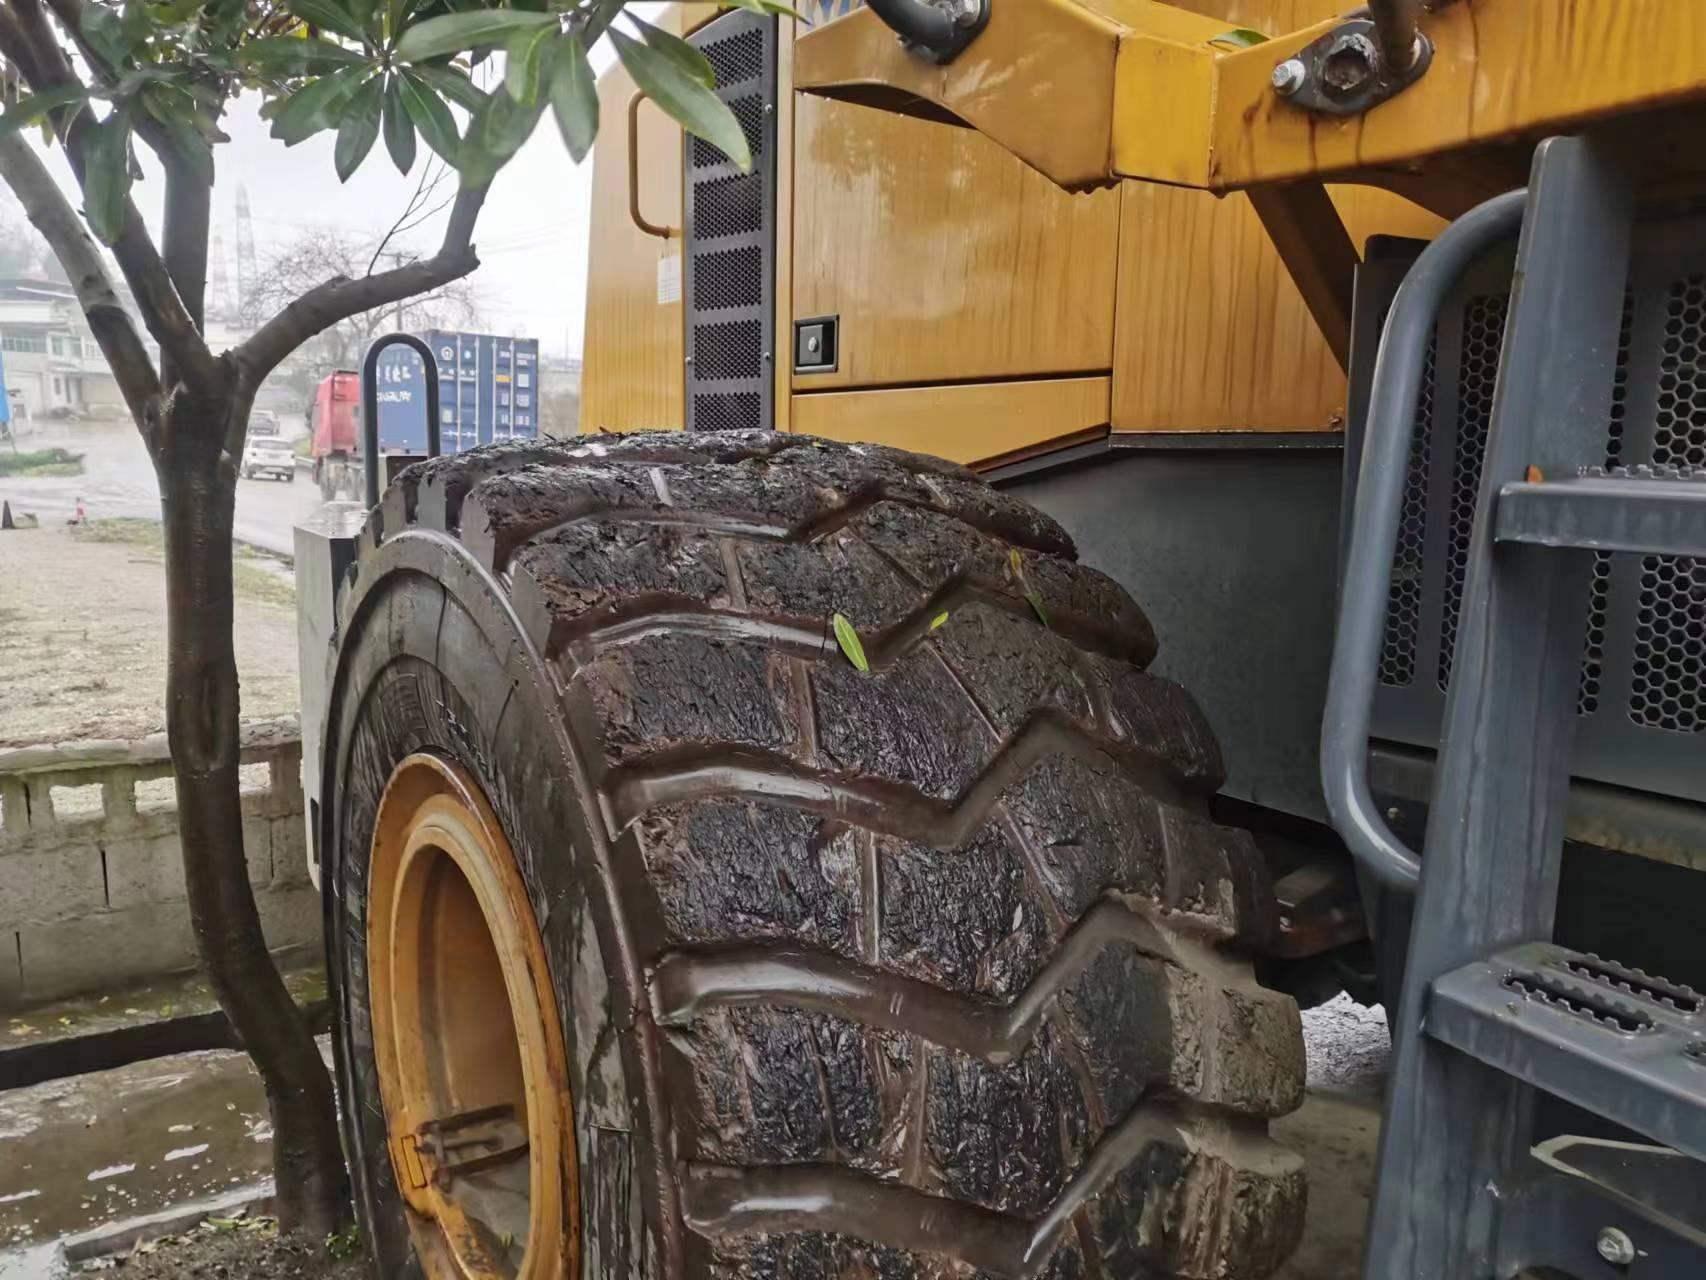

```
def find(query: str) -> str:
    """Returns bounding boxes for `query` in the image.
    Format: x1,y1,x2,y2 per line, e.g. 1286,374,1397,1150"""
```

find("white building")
0,277,130,421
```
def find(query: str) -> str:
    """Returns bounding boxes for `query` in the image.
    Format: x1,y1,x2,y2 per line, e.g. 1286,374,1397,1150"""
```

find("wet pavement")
0,969,330,1274
0,418,325,559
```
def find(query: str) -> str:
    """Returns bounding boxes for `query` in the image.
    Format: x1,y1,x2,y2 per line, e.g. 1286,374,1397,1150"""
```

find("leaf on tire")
929,611,949,631
1008,548,1049,627
832,613,868,672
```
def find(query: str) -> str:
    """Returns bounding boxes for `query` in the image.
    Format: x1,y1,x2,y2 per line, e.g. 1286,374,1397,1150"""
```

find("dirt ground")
0,521,299,747
80,1216,363,1278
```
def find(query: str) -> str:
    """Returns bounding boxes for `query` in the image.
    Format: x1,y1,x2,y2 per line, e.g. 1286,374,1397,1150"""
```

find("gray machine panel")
1348,222,1706,804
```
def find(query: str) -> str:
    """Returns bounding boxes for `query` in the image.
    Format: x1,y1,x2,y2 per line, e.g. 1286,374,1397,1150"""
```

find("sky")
19,32,640,359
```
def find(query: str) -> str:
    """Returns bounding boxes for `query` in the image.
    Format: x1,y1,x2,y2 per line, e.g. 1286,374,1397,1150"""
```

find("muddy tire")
323,431,1307,1280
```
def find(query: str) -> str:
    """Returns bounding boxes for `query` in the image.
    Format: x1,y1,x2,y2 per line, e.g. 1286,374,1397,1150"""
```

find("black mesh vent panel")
1438,293,1508,691
695,245,764,311
1628,274,1706,731
683,9,776,434
1580,289,1634,715
1380,330,1436,688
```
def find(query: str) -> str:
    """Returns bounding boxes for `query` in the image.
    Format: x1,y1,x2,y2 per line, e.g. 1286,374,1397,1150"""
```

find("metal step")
1429,942,1706,1162
1495,467,1706,556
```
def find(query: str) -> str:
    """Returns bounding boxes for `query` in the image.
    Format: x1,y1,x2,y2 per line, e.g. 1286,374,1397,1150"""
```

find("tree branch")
0,0,220,391
238,184,489,381
0,127,160,425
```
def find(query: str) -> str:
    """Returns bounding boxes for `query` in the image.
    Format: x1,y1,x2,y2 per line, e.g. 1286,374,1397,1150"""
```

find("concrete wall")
0,719,318,1009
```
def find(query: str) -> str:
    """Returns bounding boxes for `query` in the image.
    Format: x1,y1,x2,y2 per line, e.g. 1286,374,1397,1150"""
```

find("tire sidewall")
324,553,648,1279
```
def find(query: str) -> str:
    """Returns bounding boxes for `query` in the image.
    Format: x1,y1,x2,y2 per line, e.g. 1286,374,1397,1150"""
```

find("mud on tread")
357,431,1306,1280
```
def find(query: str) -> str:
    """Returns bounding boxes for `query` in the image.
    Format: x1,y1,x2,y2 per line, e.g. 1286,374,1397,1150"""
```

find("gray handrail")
1321,188,1528,891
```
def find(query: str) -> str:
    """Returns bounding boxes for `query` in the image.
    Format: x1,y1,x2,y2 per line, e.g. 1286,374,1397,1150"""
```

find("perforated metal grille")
1628,274,1706,731
701,26,763,88
1381,333,1436,687
694,319,764,380
694,246,763,311
1438,293,1508,691
690,95,767,169
683,9,775,434
1630,556,1706,732
1579,291,1635,715
693,392,763,433
694,173,763,239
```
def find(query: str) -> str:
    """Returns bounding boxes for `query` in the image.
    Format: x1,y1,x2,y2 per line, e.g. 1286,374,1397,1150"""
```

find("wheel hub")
366,754,578,1279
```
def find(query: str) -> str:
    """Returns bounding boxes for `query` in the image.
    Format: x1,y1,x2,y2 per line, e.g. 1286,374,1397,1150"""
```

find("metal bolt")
1271,58,1306,97
684,355,694,365
952,0,981,27
806,334,821,354
1596,1227,1636,1267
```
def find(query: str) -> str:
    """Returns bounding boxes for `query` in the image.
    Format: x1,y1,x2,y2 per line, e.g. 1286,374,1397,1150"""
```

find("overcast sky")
19,36,637,358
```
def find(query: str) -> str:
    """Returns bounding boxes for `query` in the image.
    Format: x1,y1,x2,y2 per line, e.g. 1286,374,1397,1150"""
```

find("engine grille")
1352,223,1706,802
683,9,777,433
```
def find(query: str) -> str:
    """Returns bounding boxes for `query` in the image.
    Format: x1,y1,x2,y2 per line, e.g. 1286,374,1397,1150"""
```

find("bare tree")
243,161,479,376
0,0,768,1233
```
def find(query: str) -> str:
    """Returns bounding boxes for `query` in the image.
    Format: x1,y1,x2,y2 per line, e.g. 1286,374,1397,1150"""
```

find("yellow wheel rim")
366,754,579,1279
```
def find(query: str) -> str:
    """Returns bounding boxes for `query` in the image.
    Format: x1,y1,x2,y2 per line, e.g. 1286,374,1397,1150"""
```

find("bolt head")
1271,59,1306,96
1596,1227,1636,1267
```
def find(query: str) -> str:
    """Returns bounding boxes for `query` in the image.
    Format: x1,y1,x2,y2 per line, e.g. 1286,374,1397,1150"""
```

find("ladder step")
1495,468,1706,556
1428,942,1706,1162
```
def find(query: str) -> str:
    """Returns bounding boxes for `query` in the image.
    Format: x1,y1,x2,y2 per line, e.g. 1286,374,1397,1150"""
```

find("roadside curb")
59,1182,275,1264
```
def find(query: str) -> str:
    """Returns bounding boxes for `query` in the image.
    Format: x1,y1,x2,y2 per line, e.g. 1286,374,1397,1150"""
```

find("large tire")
323,431,1307,1280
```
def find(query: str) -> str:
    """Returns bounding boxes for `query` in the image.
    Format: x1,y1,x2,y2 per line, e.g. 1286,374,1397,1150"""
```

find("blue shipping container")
373,330,541,454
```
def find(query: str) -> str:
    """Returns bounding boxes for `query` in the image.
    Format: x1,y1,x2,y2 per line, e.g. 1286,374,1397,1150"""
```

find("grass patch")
70,518,296,608
70,516,162,546
0,446,85,477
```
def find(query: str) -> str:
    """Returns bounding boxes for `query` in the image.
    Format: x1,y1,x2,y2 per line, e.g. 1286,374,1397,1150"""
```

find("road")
0,416,334,559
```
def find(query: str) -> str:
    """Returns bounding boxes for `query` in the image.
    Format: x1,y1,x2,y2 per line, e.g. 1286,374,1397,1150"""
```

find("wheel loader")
292,1,1706,1276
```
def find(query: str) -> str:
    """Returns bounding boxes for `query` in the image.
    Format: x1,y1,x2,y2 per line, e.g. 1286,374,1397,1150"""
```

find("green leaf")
385,0,419,44
1007,548,1048,626
394,9,555,64
382,75,416,174
458,83,543,185
334,73,383,180
549,31,596,164
832,613,869,673
0,85,89,138
631,15,713,88
145,0,202,26
287,0,368,44
1206,26,1268,49
347,0,378,41
80,3,138,66
241,35,367,76
408,63,488,112
269,65,367,145
504,24,557,104
722,0,803,17
929,611,949,631
83,114,132,245
398,69,459,160
610,27,750,172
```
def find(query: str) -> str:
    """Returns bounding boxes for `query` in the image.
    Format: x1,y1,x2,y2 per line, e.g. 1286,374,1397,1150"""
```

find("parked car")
241,431,295,482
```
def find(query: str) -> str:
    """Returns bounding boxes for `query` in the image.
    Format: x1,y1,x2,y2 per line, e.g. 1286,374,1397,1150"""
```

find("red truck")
307,369,362,500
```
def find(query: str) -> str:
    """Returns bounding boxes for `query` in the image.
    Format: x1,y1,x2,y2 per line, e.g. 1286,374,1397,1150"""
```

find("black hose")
1368,0,1418,72
865,0,985,63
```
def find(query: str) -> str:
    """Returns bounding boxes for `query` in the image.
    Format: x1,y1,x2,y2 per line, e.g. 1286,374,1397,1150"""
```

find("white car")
241,432,296,482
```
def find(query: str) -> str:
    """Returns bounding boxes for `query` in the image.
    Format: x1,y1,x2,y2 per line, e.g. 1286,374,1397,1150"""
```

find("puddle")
0,1048,274,1252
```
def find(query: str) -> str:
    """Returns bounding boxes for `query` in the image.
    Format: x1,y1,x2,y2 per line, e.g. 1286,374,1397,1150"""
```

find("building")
0,277,130,419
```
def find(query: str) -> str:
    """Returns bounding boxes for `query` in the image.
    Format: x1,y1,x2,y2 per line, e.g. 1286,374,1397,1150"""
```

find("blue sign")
374,344,427,452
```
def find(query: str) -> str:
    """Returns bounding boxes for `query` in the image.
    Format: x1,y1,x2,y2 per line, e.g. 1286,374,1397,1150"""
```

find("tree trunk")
152,389,348,1234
